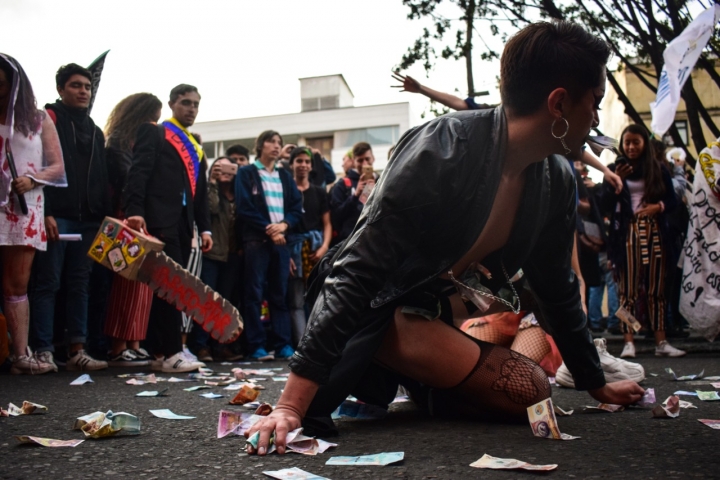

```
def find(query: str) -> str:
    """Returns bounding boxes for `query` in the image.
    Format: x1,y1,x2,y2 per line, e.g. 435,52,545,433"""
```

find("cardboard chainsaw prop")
87,217,242,343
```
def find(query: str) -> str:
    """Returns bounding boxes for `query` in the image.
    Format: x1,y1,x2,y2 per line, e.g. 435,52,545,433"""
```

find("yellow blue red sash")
162,119,202,198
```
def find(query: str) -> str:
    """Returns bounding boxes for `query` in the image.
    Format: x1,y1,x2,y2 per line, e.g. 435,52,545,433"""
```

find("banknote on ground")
15,436,84,448
470,454,558,471
698,419,720,430
527,398,580,440
325,452,404,466
262,467,330,479
74,411,141,438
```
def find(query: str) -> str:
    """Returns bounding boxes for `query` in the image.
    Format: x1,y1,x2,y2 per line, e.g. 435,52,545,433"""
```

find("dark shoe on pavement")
197,348,214,363
216,347,243,362
108,349,150,367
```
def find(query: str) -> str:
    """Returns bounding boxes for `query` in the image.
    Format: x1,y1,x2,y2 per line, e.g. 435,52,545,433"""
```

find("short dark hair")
226,144,249,158
56,63,92,89
352,141,372,159
500,21,610,116
289,146,312,164
169,84,200,104
255,130,282,158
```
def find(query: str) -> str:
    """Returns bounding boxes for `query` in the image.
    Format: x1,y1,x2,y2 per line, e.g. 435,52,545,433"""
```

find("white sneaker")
35,351,59,372
620,342,636,358
182,345,206,367
554,339,645,388
655,340,686,357
150,357,164,372
66,350,108,371
554,363,575,388
594,338,645,382
162,352,203,373
10,347,55,375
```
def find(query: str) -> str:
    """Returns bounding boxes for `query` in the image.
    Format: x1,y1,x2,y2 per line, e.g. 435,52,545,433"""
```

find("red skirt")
103,275,153,341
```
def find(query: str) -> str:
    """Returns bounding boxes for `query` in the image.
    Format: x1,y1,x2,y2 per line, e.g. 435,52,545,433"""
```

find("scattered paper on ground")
15,436,84,447
217,410,262,438
636,388,656,407
70,374,93,386
4,401,48,416
332,398,388,420
136,389,168,397
698,419,720,430
704,376,720,381
470,454,558,471
200,393,224,399
262,467,330,479
126,374,157,385
584,403,625,413
325,452,404,466
229,385,260,404
666,368,704,381
167,377,193,383
711,383,720,389
674,391,698,396
553,404,573,416
663,396,696,409
527,398,580,440
652,396,680,418
247,428,337,455
184,385,211,392
74,411,141,438
149,409,195,420
696,391,720,401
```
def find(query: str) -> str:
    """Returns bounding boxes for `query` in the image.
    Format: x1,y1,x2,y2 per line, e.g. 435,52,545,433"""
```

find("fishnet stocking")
465,322,514,348
428,338,551,422
511,326,552,364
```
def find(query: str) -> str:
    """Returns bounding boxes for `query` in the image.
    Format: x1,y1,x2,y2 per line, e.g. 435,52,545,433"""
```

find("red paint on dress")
25,213,38,238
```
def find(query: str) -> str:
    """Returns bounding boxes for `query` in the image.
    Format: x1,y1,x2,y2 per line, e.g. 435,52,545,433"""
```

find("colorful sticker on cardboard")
89,234,112,262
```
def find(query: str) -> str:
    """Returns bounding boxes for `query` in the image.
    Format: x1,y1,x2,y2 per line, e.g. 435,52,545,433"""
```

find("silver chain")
448,260,521,314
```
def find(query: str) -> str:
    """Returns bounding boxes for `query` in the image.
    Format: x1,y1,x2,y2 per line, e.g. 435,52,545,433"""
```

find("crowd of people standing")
0,33,710,382
0,53,380,374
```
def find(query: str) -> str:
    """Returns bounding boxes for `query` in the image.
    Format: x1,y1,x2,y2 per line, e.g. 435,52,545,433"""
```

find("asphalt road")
1,349,719,479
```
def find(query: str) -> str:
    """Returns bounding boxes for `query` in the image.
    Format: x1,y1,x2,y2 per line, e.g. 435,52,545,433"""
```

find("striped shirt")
254,160,284,223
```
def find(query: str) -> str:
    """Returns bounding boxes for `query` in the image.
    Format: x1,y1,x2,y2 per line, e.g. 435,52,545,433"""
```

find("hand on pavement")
245,407,302,455
589,380,645,405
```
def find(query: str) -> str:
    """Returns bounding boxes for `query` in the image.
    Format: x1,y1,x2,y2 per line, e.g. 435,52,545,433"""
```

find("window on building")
301,95,339,112
306,136,334,159
674,120,688,146
336,126,400,148
203,142,216,159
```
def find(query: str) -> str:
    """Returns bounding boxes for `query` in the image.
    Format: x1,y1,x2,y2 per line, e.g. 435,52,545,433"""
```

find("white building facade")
192,74,412,173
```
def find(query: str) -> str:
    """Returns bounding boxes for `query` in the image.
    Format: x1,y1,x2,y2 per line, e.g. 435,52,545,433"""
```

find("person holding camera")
190,157,243,362
329,142,378,246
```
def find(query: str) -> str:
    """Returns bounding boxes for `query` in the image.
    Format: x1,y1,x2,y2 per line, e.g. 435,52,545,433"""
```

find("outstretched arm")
391,73,469,111
581,149,622,194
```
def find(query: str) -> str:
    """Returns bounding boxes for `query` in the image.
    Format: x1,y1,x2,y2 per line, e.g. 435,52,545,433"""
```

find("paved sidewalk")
1,354,719,479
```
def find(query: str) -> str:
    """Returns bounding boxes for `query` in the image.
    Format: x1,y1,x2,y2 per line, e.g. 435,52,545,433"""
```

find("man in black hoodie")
31,63,111,372
329,142,377,246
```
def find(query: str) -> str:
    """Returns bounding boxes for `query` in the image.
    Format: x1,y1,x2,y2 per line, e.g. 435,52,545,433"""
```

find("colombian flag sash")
163,118,202,198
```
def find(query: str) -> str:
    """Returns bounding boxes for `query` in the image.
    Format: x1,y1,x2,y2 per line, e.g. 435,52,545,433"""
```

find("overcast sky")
1,0,506,129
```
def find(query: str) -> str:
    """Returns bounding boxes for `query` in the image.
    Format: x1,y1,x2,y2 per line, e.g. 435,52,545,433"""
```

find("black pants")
145,218,191,357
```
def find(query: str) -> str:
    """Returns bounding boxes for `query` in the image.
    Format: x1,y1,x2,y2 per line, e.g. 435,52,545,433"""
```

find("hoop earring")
551,117,571,155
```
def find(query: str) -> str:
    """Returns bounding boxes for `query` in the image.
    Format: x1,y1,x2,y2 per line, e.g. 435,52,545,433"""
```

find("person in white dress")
0,53,66,374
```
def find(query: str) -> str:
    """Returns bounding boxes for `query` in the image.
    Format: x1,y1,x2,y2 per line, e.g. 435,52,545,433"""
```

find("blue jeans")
243,240,291,352
588,268,620,330
31,218,99,353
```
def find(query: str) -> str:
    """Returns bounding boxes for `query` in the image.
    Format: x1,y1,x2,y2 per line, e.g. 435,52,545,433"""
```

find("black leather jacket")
289,107,605,391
